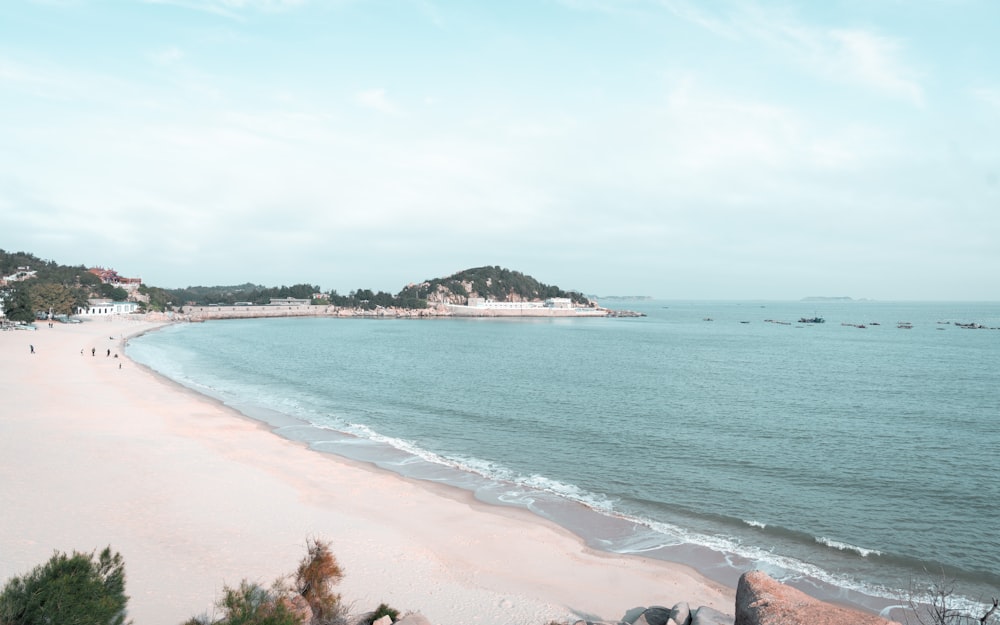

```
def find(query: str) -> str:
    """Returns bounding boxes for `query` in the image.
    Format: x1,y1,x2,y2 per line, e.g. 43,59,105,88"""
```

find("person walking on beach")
92,347,96,356
29,344,34,354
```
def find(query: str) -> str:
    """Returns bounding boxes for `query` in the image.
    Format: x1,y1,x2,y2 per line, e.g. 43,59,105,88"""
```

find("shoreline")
125,317,920,622
1,316,734,625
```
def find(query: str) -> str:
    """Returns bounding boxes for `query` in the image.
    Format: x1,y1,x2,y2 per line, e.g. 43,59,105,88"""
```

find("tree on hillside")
97,283,129,301
0,547,129,625
137,284,173,312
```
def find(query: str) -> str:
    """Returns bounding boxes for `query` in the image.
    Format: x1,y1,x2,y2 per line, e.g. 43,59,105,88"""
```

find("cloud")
141,0,308,19
356,88,402,115
645,1,927,106
659,0,739,38
151,46,185,66
826,29,924,107
971,86,1000,112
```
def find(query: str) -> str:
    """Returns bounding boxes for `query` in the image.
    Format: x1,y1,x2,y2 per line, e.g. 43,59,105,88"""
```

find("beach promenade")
0,317,734,625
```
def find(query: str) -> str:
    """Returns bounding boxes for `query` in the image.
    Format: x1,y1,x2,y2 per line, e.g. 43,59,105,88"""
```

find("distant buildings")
1,266,37,285
465,297,575,310
76,299,140,316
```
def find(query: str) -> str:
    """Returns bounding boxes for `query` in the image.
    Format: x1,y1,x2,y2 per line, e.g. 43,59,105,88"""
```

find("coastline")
0,316,734,625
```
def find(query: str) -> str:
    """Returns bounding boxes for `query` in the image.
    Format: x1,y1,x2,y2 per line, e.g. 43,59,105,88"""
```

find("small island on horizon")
800,296,871,302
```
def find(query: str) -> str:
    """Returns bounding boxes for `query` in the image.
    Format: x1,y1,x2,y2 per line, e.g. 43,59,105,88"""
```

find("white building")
465,297,575,310
76,299,140,316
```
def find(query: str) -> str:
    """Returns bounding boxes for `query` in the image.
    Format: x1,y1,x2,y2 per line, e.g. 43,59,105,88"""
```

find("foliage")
165,283,321,306
0,249,124,315
98,282,129,301
1,285,34,322
0,249,97,288
0,547,129,625
359,603,399,625
294,539,344,623
28,282,87,316
212,582,301,625
138,284,174,312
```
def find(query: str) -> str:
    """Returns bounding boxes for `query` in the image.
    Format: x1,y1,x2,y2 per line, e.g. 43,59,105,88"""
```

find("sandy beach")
0,317,735,625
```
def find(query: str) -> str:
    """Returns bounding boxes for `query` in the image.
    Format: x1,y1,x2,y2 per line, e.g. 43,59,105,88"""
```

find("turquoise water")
127,301,1000,616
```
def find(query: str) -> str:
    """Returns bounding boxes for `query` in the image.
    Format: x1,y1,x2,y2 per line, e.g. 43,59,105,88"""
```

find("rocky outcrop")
735,571,895,625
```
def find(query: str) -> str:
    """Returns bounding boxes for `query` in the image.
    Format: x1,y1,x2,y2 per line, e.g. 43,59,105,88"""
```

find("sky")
1,0,998,300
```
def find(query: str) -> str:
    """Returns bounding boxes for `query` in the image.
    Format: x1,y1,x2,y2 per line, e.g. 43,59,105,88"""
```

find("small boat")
798,316,825,324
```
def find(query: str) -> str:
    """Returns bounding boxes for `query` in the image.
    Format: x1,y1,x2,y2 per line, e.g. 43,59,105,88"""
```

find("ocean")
126,300,1000,618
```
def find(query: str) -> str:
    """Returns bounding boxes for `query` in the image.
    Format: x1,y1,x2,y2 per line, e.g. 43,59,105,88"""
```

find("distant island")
593,295,654,301
801,296,855,302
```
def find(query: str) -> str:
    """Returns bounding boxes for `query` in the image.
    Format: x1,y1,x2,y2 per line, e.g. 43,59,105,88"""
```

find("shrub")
359,603,399,625
0,547,129,625
294,539,344,623
214,581,300,625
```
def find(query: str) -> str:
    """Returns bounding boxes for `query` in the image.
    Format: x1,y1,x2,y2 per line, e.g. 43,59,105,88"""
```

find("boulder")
633,606,673,625
670,602,691,625
394,613,433,625
691,605,733,625
735,571,896,625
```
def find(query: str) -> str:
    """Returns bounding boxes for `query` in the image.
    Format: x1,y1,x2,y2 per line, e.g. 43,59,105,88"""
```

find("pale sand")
0,318,735,625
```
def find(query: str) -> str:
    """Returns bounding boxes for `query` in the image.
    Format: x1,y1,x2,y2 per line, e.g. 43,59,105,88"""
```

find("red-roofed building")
88,267,142,293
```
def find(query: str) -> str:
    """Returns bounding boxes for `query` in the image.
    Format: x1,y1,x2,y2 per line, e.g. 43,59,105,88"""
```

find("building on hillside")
1,266,37,285
88,267,142,293
76,299,140,316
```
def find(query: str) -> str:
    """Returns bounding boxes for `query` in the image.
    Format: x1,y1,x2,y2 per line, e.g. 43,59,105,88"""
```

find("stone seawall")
444,304,610,317
173,304,640,321
179,305,444,321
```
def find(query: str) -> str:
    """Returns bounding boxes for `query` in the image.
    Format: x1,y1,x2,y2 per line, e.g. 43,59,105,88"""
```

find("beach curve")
0,316,734,625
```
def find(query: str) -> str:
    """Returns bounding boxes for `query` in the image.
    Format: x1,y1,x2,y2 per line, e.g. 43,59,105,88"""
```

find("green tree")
0,547,129,625
2,286,34,322
97,283,129,301
28,282,79,316
138,284,173,312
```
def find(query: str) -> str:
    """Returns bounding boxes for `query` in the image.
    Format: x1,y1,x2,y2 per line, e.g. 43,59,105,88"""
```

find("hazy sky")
2,0,998,299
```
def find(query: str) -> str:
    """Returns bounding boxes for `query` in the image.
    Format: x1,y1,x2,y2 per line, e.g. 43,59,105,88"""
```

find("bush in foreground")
0,547,129,625
293,538,344,624
187,538,349,625
358,603,400,625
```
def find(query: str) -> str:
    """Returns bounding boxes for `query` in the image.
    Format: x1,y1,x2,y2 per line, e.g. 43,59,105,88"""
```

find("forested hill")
2,249,591,315
399,266,592,306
